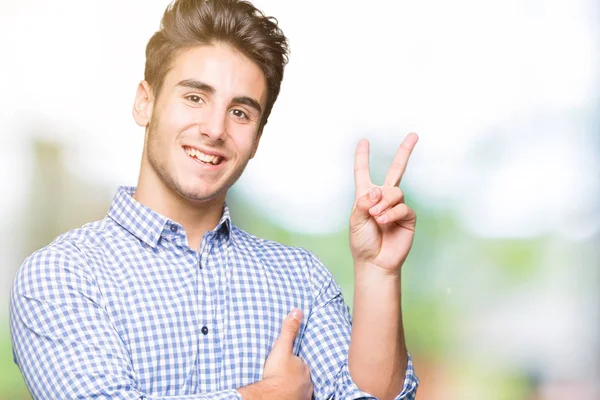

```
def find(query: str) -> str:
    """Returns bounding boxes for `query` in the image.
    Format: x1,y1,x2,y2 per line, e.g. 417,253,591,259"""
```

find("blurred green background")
1,0,599,399
2,134,598,399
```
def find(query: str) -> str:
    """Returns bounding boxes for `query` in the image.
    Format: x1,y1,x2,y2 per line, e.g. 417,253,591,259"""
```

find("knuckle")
394,204,406,215
282,325,298,336
383,186,402,201
389,186,403,198
283,321,299,334
391,160,405,169
303,363,311,374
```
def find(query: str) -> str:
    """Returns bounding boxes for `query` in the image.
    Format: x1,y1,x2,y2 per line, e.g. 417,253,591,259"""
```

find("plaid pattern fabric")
10,186,418,399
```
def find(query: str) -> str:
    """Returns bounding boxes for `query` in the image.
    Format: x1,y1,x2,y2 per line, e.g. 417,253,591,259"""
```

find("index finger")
354,139,372,196
383,132,419,187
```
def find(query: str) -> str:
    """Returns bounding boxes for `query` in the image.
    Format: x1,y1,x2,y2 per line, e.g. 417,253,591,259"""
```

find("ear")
249,127,264,159
132,81,154,127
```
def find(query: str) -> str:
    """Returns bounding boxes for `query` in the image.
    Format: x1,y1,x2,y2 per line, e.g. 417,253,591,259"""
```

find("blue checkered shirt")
10,186,418,399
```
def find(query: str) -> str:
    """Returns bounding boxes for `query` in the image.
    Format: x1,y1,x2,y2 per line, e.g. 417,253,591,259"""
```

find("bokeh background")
1,0,599,399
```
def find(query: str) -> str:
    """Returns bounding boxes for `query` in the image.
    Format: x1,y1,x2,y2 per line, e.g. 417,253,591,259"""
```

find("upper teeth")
185,147,221,164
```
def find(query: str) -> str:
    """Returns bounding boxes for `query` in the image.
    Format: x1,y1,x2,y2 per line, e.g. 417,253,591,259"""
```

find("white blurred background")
1,1,598,399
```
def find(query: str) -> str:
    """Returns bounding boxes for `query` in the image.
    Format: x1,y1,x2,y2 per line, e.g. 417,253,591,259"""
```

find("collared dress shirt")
10,186,418,399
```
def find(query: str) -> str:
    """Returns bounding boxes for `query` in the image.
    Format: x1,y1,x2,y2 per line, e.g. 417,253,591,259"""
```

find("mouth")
183,146,225,166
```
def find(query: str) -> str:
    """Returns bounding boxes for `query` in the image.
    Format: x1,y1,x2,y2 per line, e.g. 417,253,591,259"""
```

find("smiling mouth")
184,147,224,166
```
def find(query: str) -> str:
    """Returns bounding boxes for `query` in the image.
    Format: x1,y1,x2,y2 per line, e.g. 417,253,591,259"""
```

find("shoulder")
12,218,112,296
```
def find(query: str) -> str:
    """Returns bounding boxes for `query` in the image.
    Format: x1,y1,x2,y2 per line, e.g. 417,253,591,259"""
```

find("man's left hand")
349,133,419,275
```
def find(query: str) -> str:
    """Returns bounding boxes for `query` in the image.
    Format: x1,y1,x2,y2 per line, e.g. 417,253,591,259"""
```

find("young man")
10,1,420,399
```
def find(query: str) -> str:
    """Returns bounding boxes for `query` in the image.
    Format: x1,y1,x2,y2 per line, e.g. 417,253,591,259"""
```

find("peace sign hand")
349,133,419,275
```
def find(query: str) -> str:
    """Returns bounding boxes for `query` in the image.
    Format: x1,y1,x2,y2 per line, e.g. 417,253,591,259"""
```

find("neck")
133,169,225,252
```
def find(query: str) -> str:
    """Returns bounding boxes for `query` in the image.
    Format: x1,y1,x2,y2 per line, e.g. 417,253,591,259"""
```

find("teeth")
185,147,222,165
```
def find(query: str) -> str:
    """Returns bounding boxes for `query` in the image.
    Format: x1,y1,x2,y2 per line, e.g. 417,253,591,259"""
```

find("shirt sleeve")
9,244,242,400
298,250,419,400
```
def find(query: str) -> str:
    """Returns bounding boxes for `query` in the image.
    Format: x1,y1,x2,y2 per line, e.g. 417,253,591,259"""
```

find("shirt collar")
107,186,232,248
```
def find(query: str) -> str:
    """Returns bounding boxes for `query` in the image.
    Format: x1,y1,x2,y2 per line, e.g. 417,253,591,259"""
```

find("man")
10,0,420,399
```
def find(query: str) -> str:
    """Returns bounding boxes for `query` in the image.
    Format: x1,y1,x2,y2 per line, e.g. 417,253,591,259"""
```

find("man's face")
142,43,267,204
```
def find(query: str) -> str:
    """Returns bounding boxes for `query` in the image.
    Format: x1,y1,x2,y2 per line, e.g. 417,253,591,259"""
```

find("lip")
182,145,226,160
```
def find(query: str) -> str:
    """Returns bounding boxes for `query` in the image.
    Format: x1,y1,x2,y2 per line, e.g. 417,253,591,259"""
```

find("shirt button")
170,225,178,233
201,326,209,335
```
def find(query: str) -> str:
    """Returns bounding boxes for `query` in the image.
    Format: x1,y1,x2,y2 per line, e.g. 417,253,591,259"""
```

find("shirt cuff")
143,389,242,400
335,352,419,400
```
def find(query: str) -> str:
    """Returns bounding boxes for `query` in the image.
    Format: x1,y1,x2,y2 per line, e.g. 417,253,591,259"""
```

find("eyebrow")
176,79,263,114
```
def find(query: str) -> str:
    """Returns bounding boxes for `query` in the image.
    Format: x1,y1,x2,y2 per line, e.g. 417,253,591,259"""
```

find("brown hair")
145,0,289,127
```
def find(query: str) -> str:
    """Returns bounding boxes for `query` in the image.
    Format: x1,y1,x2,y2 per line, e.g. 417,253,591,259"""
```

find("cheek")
171,103,197,125
154,102,196,135
226,124,260,152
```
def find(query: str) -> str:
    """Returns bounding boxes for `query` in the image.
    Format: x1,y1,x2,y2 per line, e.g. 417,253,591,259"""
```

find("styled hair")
144,0,289,127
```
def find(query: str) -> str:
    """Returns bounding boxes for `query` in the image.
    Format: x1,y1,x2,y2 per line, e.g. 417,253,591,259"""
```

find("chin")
176,182,223,203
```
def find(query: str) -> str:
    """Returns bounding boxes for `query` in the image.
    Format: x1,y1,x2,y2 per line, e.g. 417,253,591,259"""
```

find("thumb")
272,309,303,355
351,186,381,227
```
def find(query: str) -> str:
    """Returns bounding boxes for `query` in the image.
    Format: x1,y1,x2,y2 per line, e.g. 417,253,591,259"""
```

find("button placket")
201,239,214,340
198,232,213,270
197,232,217,381
195,238,212,384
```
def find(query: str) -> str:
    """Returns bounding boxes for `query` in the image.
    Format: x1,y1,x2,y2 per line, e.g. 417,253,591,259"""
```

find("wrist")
237,380,267,400
354,261,403,280
237,378,280,400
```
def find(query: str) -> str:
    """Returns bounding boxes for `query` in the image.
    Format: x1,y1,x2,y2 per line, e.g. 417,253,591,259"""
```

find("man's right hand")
237,309,313,400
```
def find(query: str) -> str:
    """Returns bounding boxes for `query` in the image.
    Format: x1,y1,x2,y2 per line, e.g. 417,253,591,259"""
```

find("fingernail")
290,309,302,321
369,188,377,201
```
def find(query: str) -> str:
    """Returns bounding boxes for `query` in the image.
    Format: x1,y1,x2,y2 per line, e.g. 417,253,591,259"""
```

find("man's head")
145,0,288,129
132,0,289,205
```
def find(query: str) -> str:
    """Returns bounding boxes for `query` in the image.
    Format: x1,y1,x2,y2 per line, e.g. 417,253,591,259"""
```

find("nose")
199,106,227,141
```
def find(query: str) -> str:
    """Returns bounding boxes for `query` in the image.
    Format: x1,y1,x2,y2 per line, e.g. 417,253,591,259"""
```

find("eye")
185,95,204,104
230,109,249,120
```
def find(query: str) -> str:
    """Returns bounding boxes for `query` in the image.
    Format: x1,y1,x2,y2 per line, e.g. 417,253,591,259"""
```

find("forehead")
165,44,268,105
